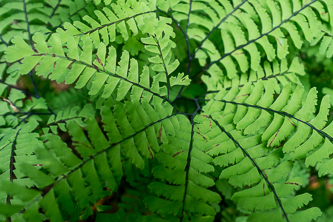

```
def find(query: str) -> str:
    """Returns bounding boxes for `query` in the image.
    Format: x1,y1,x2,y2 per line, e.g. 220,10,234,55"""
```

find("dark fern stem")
155,37,171,100
0,33,8,47
180,120,195,221
6,130,20,222
22,0,40,99
47,0,62,29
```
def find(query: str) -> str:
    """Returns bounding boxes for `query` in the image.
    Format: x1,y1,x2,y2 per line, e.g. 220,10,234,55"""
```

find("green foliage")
1,0,333,221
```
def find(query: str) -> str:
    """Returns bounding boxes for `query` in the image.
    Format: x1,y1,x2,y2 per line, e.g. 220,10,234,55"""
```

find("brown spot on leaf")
147,143,153,159
233,94,250,100
75,141,92,149
205,143,220,153
276,37,283,46
233,51,245,55
11,20,24,29
269,129,280,147
173,150,184,157
263,170,268,179
67,61,74,69
284,182,300,186
287,118,296,127
158,124,163,142
200,115,210,118
195,124,200,132
196,132,208,141
96,56,104,69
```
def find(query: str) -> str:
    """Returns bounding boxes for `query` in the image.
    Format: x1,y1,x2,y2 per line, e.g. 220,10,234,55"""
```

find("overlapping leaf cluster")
1,0,333,221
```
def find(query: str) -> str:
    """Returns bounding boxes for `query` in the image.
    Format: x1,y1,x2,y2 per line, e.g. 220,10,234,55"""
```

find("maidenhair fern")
1,0,333,221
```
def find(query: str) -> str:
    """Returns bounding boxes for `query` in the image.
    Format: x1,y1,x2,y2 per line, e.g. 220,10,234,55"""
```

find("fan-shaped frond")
0,99,182,221
196,79,332,220
145,114,221,220
164,0,321,86
5,11,190,101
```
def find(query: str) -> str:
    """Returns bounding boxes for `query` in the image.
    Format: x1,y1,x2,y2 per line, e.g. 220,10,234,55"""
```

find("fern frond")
0,120,42,219
6,21,190,101
0,0,103,99
144,114,222,220
176,0,321,87
197,80,332,221
0,99,182,221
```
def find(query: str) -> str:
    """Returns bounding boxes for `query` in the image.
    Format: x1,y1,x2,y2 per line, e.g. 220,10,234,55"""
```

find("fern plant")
1,0,333,221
